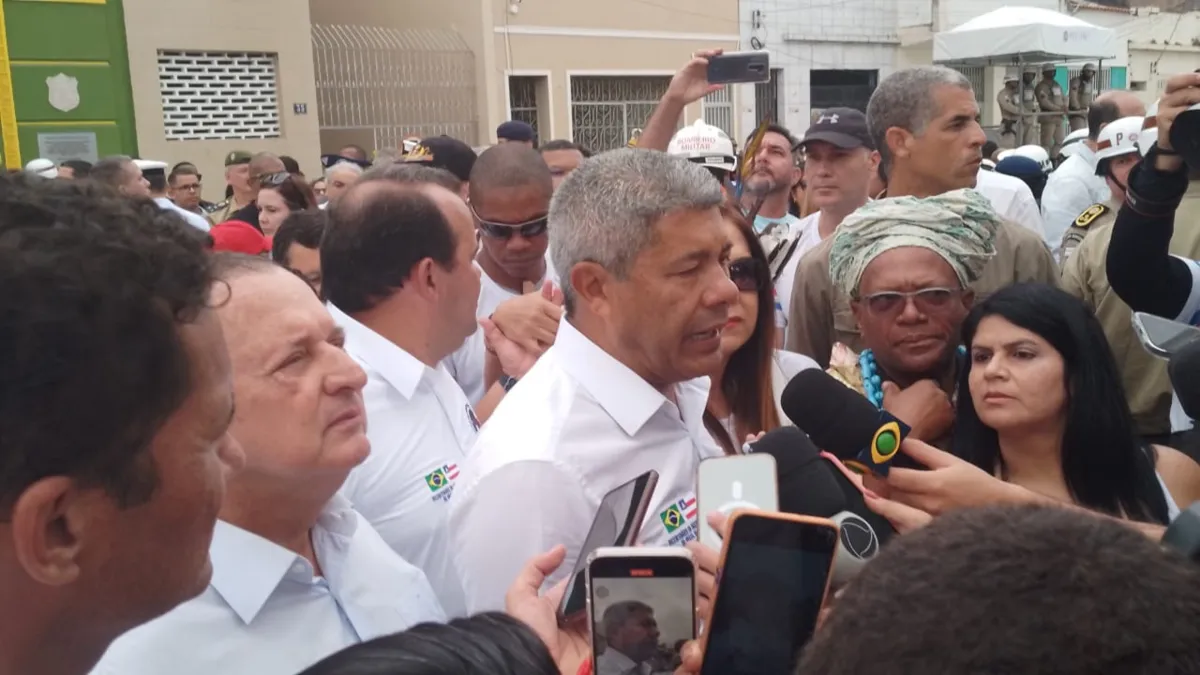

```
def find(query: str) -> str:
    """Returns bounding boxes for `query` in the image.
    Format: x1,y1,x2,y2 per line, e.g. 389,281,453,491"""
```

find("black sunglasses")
728,257,767,293
470,204,549,240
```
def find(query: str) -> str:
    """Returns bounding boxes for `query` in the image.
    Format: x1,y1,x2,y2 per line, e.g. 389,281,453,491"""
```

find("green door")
0,0,137,169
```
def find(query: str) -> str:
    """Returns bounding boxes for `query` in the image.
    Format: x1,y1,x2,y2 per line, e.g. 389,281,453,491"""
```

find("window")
509,76,541,140
157,50,280,141
754,68,782,124
809,69,877,113
570,76,671,152
703,87,734,138
952,65,986,106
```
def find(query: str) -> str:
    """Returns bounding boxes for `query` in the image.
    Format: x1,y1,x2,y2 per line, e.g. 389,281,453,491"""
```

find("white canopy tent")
933,6,1118,66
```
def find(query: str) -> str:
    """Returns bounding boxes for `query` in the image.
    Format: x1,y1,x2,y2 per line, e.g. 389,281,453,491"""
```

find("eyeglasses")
857,287,960,316
256,172,290,186
728,257,767,293
470,204,549,240
173,183,202,192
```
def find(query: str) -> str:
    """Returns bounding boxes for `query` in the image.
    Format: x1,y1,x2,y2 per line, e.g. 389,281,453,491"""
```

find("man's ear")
9,477,97,587
884,127,912,164
410,258,439,302
570,262,616,320
961,288,976,311
850,297,865,325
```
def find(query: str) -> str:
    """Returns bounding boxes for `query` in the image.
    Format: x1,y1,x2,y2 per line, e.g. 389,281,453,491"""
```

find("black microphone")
748,427,895,585
781,368,915,476
1169,338,1200,421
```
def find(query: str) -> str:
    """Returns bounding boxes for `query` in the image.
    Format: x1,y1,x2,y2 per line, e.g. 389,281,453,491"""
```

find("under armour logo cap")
800,107,874,151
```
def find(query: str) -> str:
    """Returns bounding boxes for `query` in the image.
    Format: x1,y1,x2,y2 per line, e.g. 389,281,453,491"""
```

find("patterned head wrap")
829,188,1001,296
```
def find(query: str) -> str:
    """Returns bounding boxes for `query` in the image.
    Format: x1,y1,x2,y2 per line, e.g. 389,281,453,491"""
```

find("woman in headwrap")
825,188,1000,447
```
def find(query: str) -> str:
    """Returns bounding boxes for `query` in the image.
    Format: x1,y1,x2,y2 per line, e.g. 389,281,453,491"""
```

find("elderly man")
788,66,1056,371
450,149,736,613
91,256,445,675
323,161,364,205
0,176,242,675
209,150,255,225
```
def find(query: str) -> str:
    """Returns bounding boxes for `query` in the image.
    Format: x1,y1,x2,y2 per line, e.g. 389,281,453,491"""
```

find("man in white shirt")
741,125,806,301
322,173,487,617
0,177,243,675
1041,91,1144,254
137,160,212,232
91,256,445,675
444,144,562,405
450,149,735,612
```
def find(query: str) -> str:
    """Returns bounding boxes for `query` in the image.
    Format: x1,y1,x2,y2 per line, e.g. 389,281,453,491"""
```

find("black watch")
499,374,519,392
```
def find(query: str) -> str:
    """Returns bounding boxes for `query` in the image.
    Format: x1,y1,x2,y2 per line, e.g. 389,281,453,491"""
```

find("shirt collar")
553,319,710,437
327,304,427,399
209,494,358,625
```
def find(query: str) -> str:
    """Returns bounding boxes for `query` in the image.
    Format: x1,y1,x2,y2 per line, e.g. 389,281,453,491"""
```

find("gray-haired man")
449,149,736,613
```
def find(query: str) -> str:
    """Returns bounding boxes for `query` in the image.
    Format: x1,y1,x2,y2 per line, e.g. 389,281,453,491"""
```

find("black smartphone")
707,51,771,85
557,470,660,623
699,511,839,675
587,547,696,673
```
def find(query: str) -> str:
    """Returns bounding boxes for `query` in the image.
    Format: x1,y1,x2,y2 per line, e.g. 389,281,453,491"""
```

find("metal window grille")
1066,66,1113,92
754,68,782,123
157,50,280,141
509,76,540,140
703,87,734,138
311,25,478,150
570,76,671,152
952,65,986,106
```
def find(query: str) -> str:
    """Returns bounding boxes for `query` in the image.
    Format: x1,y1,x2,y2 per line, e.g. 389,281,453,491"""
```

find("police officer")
1020,65,1041,146
1058,115,1145,263
1036,64,1067,155
1068,63,1097,132
998,75,1021,149
207,150,253,226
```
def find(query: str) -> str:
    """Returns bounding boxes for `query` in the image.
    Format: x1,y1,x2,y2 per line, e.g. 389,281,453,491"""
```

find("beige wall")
491,0,736,34
124,0,321,196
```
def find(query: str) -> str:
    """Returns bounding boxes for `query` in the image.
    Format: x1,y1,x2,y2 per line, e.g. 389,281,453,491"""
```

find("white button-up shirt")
1040,146,1111,255
89,496,445,675
974,168,1046,237
449,319,724,613
331,305,476,618
154,196,211,233
443,259,559,405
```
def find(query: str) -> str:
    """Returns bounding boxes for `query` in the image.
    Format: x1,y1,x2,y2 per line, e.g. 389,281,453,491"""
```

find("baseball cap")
403,136,477,183
800,108,874,151
320,153,371,170
224,150,252,167
24,158,57,179
210,220,271,255
497,120,535,143
995,155,1043,178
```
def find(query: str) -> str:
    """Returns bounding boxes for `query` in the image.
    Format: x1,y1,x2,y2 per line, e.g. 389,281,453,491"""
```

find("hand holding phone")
706,51,771,85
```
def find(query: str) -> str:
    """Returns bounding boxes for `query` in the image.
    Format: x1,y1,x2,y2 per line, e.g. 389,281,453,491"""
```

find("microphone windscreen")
1170,339,1200,421
782,369,896,463
748,427,845,516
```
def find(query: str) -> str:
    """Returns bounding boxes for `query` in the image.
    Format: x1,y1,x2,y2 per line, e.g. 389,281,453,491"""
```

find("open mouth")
688,327,723,342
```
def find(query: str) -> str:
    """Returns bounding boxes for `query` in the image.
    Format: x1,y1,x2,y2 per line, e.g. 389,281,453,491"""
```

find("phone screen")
700,515,838,675
558,470,659,621
589,555,696,673
1135,312,1200,357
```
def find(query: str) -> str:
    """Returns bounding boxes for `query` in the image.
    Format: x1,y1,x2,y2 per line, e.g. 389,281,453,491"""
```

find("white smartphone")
586,547,696,673
1132,311,1200,359
697,454,779,549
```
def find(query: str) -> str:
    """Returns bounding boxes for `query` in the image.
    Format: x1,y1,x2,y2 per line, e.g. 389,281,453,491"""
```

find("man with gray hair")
788,66,1057,372
597,601,662,675
449,149,736,613
322,161,364,206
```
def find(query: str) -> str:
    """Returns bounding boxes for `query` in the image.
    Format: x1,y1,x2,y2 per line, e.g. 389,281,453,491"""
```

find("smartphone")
697,454,779,549
557,470,660,623
699,511,839,675
586,547,696,674
1133,312,1200,359
707,51,771,85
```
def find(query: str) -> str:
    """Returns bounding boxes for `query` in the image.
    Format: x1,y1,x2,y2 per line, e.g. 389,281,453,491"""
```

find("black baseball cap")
403,136,477,183
800,108,874,151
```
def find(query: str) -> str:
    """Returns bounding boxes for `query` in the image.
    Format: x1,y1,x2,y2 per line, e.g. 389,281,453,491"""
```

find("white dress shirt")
154,196,211,232
90,496,445,675
449,319,724,613
330,305,475,618
974,168,1045,237
443,259,559,405
768,212,822,347
1040,146,1111,255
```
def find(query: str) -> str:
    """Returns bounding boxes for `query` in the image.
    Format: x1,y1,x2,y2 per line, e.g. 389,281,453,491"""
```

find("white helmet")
1094,116,1144,176
668,119,737,174
1059,128,1089,160
1141,100,1160,156
1012,144,1052,173
996,149,1015,161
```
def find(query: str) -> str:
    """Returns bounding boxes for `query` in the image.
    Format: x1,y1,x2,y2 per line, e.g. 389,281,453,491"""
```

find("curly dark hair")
0,174,214,513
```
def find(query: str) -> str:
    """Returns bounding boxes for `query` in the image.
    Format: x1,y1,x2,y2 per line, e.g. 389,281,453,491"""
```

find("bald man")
226,152,287,231
1040,91,1146,255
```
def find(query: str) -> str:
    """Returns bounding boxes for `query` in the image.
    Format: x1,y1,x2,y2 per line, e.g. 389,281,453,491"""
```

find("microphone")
747,427,895,585
781,369,914,476
1169,339,1200,421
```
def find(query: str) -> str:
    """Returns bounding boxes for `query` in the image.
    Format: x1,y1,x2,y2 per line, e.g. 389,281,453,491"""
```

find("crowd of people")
5,50,1200,675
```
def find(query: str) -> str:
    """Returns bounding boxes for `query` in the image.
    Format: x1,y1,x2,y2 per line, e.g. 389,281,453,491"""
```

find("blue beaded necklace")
859,346,968,408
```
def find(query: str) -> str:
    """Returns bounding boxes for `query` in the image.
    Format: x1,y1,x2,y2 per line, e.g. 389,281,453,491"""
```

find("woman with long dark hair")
704,203,818,453
257,172,317,237
954,283,1200,524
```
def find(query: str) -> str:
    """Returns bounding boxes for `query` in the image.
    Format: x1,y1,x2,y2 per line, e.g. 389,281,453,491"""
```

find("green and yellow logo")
660,505,683,533
425,469,448,492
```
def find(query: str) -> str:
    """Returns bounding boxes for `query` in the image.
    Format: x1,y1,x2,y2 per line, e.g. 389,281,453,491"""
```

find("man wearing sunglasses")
443,143,562,405
225,152,286,231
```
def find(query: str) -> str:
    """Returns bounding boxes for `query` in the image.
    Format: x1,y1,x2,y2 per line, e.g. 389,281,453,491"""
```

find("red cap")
210,221,271,255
